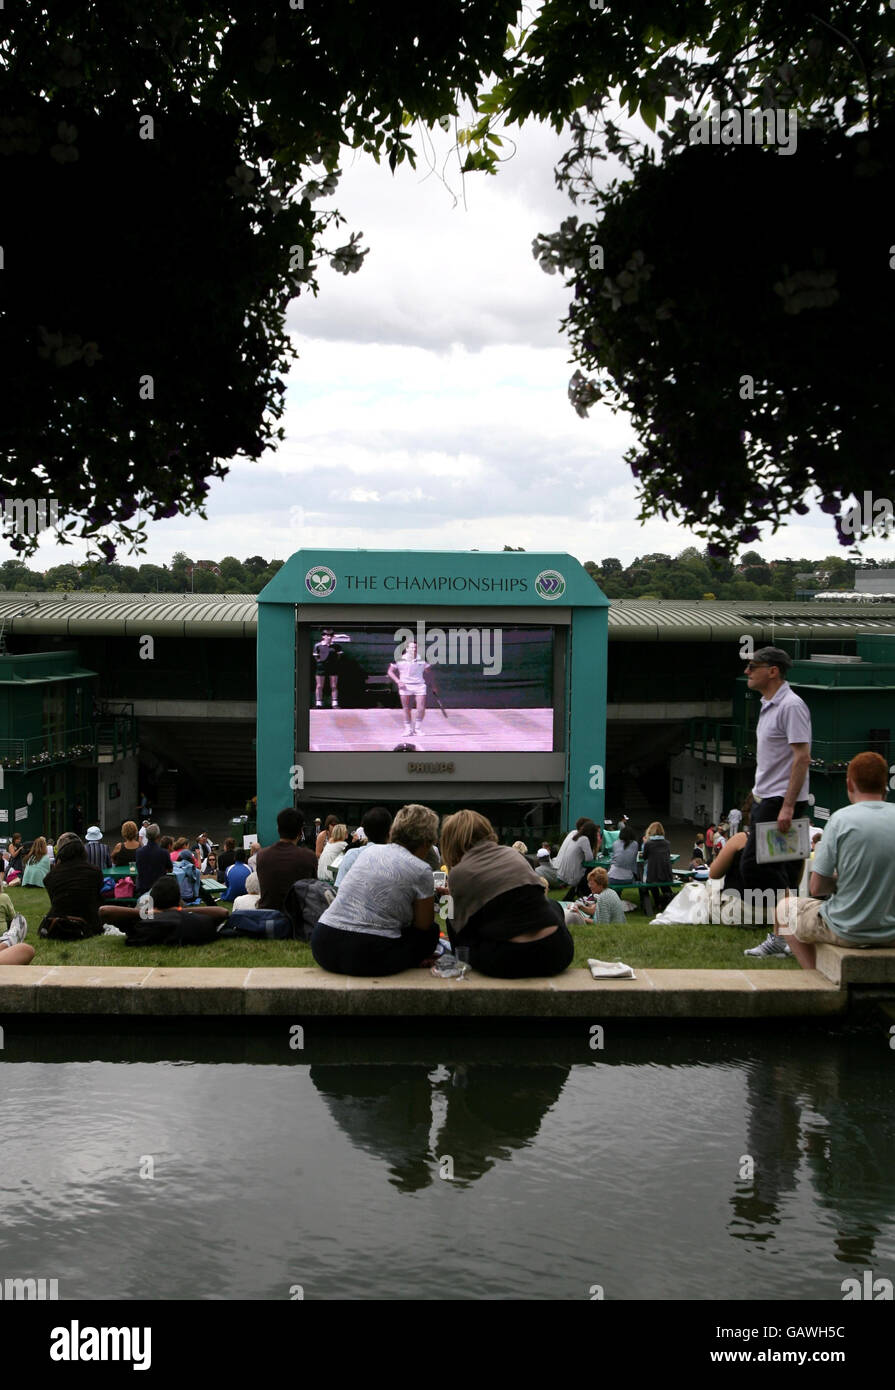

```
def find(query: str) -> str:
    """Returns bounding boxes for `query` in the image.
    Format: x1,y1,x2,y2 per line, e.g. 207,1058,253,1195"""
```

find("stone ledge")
814,945,895,986
0,964,847,1019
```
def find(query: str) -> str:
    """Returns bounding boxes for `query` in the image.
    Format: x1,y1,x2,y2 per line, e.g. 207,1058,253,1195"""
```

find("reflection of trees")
729,1039,894,1269
310,1063,570,1191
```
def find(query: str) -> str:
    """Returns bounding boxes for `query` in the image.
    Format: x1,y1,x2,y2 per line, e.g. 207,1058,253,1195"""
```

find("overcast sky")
14,117,893,574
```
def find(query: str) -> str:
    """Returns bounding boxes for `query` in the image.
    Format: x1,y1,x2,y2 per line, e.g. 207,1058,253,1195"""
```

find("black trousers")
740,796,811,893
465,899,575,979
311,919,439,976
639,883,673,916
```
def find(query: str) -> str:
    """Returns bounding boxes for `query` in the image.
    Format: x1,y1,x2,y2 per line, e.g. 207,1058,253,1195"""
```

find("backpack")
113,876,135,899
39,913,95,940
283,878,336,942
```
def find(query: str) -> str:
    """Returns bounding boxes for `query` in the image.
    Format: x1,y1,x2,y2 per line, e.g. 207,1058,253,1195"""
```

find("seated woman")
111,820,141,866
85,826,112,872
553,819,601,899
708,829,750,919
569,868,626,925
607,824,639,888
689,851,709,878
217,836,237,883
21,837,52,888
42,832,104,936
311,803,439,977
317,823,349,882
441,810,574,979
638,821,674,916
4,832,25,874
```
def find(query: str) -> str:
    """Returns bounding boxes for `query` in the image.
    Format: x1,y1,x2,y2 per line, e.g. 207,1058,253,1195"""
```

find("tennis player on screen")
387,640,441,737
313,629,343,708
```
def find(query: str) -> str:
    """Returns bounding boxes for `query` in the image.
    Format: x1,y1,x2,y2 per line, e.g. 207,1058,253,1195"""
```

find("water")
2,1023,893,1300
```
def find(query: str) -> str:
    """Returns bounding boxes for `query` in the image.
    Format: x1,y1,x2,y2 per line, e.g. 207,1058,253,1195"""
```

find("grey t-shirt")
554,832,592,886
753,682,811,800
319,843,434,939
608,839,639,881
812,800,895,942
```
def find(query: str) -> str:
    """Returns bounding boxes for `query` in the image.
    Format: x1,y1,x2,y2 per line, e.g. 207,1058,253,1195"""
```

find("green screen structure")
256,550,608,844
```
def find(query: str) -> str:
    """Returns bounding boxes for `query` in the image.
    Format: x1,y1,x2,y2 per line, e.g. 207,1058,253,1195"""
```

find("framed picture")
109,782,120,799
672,778,683,794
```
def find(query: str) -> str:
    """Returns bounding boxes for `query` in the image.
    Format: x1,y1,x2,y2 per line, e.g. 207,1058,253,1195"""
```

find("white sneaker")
403,724,412,736
1,913,28,948
315,701,323,709
332,700,339,708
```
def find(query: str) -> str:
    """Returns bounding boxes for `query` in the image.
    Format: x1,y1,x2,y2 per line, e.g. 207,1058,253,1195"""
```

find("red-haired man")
774,751,895,970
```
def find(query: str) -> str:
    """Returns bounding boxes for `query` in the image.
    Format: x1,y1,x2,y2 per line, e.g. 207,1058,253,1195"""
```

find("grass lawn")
4,884,799,972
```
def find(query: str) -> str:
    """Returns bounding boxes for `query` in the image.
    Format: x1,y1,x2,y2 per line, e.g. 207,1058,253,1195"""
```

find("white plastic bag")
650,880,714,925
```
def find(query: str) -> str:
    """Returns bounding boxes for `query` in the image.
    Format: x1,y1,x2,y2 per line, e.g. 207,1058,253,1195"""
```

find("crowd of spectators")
3,760,893,974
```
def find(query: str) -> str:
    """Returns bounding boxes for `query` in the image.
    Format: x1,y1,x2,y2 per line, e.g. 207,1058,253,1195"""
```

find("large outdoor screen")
304,622,555,752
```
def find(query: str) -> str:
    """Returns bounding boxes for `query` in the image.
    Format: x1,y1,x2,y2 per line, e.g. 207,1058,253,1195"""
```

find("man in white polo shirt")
774,751,895,969
740,646,812,958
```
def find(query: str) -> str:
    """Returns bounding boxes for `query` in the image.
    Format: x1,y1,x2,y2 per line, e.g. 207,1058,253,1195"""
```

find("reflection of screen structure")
301,622,556,753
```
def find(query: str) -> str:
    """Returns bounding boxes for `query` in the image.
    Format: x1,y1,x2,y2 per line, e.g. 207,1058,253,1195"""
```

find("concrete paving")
0,962,851,1018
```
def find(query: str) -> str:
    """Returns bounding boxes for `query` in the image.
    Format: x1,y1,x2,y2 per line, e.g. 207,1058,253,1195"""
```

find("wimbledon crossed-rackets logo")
305,566,337,597
534,569,566,600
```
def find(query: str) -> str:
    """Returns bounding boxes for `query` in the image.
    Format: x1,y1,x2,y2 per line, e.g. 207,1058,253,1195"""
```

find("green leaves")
0,0,522,555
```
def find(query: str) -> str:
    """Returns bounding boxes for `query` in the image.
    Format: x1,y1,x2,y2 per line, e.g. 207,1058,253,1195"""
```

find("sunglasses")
745,661,771,671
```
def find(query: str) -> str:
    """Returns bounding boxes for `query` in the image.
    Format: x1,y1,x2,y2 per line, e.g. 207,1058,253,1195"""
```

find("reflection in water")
310,1063,570,1190
729,1042,894,1266
3,1022,894,1299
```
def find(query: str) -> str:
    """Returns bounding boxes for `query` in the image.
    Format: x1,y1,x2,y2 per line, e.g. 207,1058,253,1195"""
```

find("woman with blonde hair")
111,820,141,866
22,836,52,888
441,810,574,978
311,803,439,976
567,867,626,925
315,814,338,858
639,821,674,916
317,822,349,881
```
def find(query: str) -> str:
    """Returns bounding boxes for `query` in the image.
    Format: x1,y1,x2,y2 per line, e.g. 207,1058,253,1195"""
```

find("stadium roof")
1,592,895,641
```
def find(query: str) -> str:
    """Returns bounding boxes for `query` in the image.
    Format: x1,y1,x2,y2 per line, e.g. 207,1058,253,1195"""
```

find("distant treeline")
0,546,880,598
0,551,283,594
583,548,871,601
